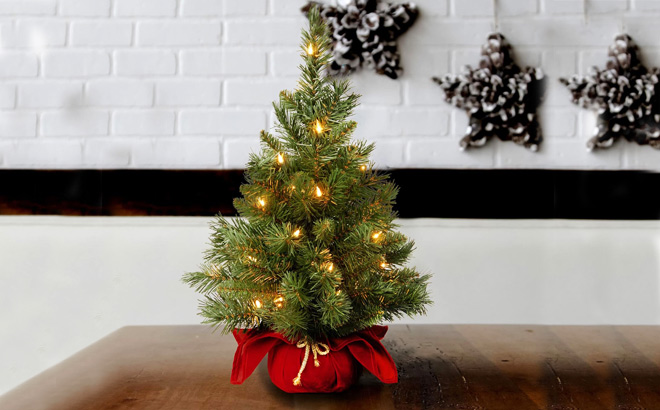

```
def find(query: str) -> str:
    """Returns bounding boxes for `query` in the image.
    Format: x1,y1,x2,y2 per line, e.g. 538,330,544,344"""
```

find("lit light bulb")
372,231,382,240
277,153,284,164
258,198,266,208
314,120,324,134
273,295,284,308
254,299,263,309
327,262,334,272
247,255,257,263
306,42,315,56
335,289,342,296
315,186,323,197
293,229,301,238
380,261,389,269
360,165,367,171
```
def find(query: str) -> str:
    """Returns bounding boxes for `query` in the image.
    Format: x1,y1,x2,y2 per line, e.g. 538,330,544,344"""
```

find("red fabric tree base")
231,325,397,393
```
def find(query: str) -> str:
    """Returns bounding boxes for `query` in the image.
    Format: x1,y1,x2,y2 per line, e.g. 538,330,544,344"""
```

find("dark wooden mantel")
2,325,660,409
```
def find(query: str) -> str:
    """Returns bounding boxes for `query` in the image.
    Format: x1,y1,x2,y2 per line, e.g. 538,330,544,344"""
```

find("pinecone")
560,34,660,150
302,0,418,79
433,33,545,151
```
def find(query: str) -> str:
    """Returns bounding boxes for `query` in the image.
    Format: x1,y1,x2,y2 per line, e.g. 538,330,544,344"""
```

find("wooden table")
3,325,660,410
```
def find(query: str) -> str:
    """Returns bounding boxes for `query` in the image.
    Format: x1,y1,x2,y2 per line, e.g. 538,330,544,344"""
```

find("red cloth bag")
231,325,398,393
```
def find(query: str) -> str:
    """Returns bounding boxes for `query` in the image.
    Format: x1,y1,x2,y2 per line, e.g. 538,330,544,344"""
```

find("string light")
327,262,334,272
253,299,263,309
360,165,367,171
258,197,266,208
306,42,315,56
313,119,324,134
380,261,390,269
273,295,284,309
277,153,285,164
372,231,382,241
247,255,257,263
293,229,301,238
315,186,323,197
335,289,342,296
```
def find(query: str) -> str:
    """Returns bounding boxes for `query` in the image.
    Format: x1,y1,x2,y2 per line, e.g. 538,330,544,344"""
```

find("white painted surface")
1,216,660,394
0,0,659,169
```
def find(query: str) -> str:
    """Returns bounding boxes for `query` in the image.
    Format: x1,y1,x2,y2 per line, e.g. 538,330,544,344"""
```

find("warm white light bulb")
314,120,324,134
258,198,266,208
315,186,323,197
306,43,315,55
277,153,284,164
372,231,382,240
254,299,262,309
360,165,367,171
293,229,301,238
327,262,334,272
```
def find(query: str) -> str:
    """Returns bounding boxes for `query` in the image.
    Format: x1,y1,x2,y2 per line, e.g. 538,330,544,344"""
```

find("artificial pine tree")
183,7,430,393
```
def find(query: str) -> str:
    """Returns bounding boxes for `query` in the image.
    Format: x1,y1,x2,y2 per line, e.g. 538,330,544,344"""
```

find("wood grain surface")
2,324,660,410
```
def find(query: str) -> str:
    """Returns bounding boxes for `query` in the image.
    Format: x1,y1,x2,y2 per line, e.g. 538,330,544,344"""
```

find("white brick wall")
1,0,660,170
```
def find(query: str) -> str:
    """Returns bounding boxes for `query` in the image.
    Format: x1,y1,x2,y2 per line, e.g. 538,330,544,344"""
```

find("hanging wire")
492,0,499,32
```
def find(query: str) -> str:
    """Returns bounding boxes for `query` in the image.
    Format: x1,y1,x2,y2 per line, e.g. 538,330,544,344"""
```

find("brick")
83,138,131,166
114,0,177,17
224,0,267,15
454,0,494,17
370,139,406,169
156,80,221,106
181,0,223,16
542,50,577,77
411,0,448,16
223,137,259,168
40,110,109,136
225,20,303,45
18,82,83,108
500,19,618,47
403,79,446,106
224,78,296,106
132,138,221,167
633,0,660,11
622,17,660,47
0,52,39,77
43,51,110,77
5,20,67,48
85,80,154,107
391,109,450,136
586,0,628,13
137,21,221,46
0,84,15,108
397,47,449,77
498,0,538,16
3,139,83,167
0,0,56,15
181,49,267,76
271,50,301,76
539,108,577,138
543,0,583,14
404,19,491,46
0,112,37,137
407,138,496,168
270,0,308,15
60,0,111,16
112,110,175,135
70,22,133,47
351,74,401,105
179,109,267,135
114,50,176,76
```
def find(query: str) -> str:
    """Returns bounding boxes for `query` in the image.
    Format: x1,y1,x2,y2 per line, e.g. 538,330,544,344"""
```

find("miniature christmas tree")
183,7,430,393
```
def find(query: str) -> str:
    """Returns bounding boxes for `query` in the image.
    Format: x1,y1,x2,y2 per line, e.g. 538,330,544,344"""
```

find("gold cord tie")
292,340,330,386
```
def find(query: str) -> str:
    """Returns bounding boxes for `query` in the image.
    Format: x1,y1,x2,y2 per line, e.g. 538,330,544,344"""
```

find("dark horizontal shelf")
0,169,659,219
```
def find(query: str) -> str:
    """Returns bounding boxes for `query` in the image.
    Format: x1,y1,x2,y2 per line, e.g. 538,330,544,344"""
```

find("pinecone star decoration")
433,33,545,151
302,0,418,79
560,34,660,151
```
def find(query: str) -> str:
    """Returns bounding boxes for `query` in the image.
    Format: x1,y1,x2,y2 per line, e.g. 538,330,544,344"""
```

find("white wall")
0,0,660,169
2,216,660,395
